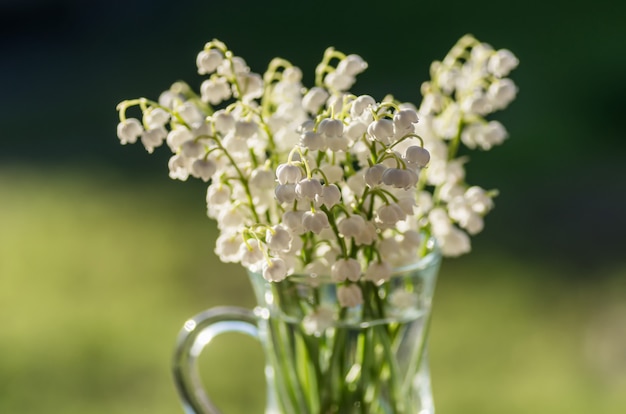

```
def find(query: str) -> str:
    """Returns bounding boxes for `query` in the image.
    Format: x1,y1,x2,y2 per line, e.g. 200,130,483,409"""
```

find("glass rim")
248,236,441,285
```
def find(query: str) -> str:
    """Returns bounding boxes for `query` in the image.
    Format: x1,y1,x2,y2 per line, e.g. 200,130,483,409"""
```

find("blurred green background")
2,0,626,413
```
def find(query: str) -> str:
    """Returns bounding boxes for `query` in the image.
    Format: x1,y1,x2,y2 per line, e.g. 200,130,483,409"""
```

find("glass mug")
173,244,441,414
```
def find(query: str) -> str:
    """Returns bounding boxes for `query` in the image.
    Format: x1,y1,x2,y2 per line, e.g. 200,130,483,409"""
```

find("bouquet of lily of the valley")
117,34,517,413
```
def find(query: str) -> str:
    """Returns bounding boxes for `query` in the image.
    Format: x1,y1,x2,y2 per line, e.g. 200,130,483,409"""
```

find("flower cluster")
117,35,518,307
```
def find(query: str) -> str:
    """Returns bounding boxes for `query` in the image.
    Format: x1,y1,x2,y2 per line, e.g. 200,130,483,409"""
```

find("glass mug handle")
172,306,259,414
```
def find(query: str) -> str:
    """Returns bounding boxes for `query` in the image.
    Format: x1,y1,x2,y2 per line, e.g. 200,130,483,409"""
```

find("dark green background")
3,0,625,266
2,0,625,413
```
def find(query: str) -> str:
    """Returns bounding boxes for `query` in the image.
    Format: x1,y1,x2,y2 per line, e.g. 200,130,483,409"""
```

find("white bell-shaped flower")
337,284,363,308
144,108,170,129
214,232,243,263
331,258,361,282
393,109,419,133
487,49,519,78
344,121,368,141
197,49,224,75
353,221,377,246
302,306,335,335
302,87,329,114
379,237,401,262
282,66,303,83
319,164,344,184
315,184,341,208
217,56,249,77
212,110,236,135
266,225,292,252
236,72,264,100
375,203,406,228
275,184,297,204
295,178,323,201
439,226,471,257
404,146,430,167
461,121,507,150
302,211,330,234
487,78,518,111
282,210,306,234
140,127,167,154
300,130,326,151
262,258,288,282
276,164,303,185
364,261,392,284
433,102,461,139
336,54,367,76
234,119,258,139
218,205,246,231
460,90,491,116
401,230,422,251
250,167,275,189
181,140,205,159
324,71,355,91
364,164,387,188
319,119,343,138
166,128,193,152
207,183,231,205
327,136,349,152
191,158,217,182
168,154,190,181
465,186,494,214
201,77,231,105
350,95,376,119
338,215,365,239
117,118,143,144
240,239,265,271
367,119,394,144
382,168,417,189
176,101,204,127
